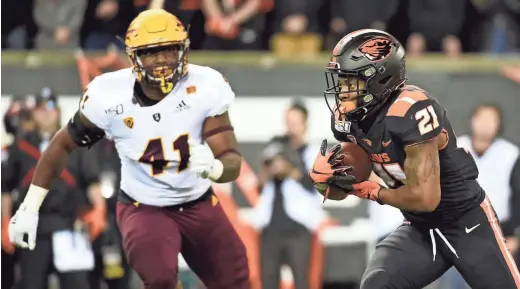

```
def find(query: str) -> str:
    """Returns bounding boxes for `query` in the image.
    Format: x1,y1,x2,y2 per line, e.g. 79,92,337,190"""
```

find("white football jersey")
80,64,235,206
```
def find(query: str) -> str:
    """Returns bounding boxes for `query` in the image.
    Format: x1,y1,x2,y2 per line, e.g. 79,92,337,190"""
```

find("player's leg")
177,193,250,289
451,197,520,289
360,224,451,289
116,202,181,289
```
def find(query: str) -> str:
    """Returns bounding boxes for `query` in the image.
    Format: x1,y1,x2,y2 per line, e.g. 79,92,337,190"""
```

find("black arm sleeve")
67,110,105,148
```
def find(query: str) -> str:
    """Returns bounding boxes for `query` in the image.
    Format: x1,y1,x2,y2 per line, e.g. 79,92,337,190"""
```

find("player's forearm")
378,185,439,212
202,0,224,19
378,142,442,212
24,127,77,211
214,154,242,183
229,0,260,24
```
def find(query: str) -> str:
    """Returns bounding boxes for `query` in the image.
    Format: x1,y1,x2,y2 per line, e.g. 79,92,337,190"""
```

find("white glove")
188,139,223,181
9,204,39,250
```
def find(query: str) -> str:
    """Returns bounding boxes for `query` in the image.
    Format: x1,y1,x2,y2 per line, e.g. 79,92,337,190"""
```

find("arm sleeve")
80,78,111,133
1,145,21,193
206,71,236,117
386,98,446,146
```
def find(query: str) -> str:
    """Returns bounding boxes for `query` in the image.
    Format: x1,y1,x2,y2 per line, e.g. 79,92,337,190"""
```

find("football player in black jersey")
309,29,520,289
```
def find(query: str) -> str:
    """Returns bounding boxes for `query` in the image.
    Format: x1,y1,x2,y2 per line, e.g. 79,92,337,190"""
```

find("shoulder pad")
386,87,446,146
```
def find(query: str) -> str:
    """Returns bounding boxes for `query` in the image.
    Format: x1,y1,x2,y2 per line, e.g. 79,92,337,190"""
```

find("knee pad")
360,268,390,289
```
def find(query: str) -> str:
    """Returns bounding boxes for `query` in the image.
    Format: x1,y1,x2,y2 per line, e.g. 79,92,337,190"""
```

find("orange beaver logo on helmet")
358,37,393,61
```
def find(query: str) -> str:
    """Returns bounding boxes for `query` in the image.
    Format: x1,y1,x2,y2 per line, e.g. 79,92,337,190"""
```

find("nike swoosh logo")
382,140,392,147
465,224,480,233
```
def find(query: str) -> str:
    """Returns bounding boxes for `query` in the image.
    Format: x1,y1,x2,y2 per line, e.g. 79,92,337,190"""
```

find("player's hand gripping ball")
309,139,372,201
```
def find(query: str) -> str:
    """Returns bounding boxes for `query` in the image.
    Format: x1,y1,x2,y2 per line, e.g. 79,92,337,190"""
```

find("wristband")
23,184,49,212
208,159,224,182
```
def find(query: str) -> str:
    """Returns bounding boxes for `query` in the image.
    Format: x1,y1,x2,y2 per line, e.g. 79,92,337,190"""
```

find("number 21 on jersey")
138,134,190,175
415,105,439,135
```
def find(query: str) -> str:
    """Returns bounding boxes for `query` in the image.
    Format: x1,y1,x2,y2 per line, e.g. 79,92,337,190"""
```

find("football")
337,142,373,182
315,142,373,201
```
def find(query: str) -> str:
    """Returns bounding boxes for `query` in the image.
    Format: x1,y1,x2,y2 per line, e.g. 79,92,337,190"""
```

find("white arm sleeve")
79,78,111,132
207,72,236,117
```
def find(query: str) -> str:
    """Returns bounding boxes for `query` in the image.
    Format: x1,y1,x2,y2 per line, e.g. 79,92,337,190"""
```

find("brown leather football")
337,142,372,182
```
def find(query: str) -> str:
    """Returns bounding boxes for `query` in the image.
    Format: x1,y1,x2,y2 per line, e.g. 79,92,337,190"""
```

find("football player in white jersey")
9,9,250,289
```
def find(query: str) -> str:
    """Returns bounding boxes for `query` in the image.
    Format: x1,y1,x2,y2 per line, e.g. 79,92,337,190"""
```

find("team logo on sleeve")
186,86,197,94
123,117,134,129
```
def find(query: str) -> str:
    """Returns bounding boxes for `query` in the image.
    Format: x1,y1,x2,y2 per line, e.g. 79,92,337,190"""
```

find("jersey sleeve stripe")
481,196,520,287
387,101,413,117
398,90,428,102
203,125,234,139
387,90,428,117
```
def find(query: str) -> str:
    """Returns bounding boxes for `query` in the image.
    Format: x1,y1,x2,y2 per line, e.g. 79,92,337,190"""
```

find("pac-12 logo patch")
123,117,134,128
153,113,161,122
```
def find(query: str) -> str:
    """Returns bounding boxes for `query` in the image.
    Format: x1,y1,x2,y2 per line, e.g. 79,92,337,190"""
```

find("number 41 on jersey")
138,134,190,175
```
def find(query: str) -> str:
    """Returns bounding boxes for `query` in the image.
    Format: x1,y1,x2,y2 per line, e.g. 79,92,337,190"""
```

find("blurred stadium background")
2,0,520,289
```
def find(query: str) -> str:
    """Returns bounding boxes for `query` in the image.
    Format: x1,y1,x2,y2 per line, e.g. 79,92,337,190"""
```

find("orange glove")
2,217,15,254
81,205,107,241
351,181,383,204
309,139,348,184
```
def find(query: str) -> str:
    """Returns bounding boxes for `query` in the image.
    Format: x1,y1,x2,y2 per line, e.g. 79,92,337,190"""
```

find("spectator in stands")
201,0,264,50
468,0,520,53
2,0,36,49
325,0,399,50
1,96,37,289
406,0,465,58
33,0,87,50
443,103,520,288
2,88,92,289
81,0,136,50
271,0,321,56
148,0,201,28
253,100,325,289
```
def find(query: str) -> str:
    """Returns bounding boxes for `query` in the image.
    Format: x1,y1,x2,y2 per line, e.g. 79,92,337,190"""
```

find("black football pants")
19,237,90,289
361,196,520,289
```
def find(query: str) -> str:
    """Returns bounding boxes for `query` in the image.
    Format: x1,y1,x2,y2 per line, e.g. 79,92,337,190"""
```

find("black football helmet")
324,29,406,122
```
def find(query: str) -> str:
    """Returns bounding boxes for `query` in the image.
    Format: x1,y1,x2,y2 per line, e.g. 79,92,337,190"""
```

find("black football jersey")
331,85,484,227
